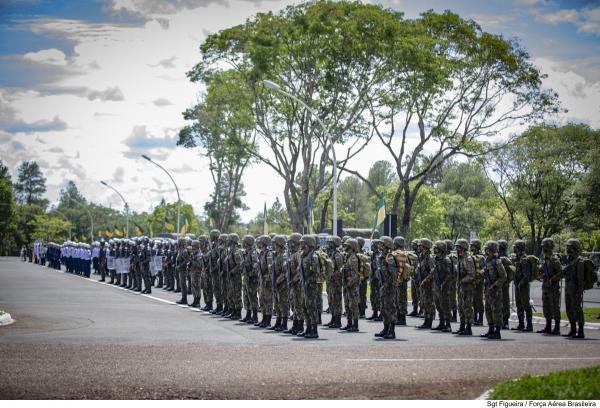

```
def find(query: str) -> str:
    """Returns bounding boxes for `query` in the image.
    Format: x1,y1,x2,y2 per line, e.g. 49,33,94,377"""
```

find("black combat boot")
524,317,533,332
537,319,551,334
268,316,280,330
176,295,188,305
551,320,561,335
261,314,272,328
408,307,418,317
250,310,258,324
367,310,379,320
190,297,200,308
348,319,358,332
432,319,445,331
375,324,388,337
416,318,432,329
451,309,457,323
453,323,465,335
574,323,585,339
460,323,473,336
295,320,304,335
511,317,524,331
296,322,308,337
310,324,319,339
341,318,352,331
479,326,493,338
276,317,288,332
384,323,396,339
330,315,342,329
284,319,297,334
397,314,406,326
442,320,452,333
325,314,335,327
211,304,222,314
487,326,501,340
562,322,576,337
240,309,250,322
318,314,322,325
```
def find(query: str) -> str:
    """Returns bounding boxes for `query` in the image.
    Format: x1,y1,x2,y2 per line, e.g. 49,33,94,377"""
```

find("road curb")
509,312,600,330
476,388,492,400
0,311,15,326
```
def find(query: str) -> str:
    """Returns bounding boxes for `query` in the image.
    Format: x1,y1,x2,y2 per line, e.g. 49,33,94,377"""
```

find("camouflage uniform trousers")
449,277,457,315
304,282,320,327
174,264,181,291
291,283,304,320
316,281,323,314
473,279,484,319
201,269,213,306
259,278,273,316
502,281,511,324
329,280,343,318
369,279,381,312
220,272,229,310
396,280,408,316
345,284,360,322
245,276,259,312
326,278,332,312
458,284,474,325
179,268,188,296
484,286,503,327
542,282,561,321
163,265,172,288
420,281,435,320
515,282,532,323
274,283,289,318
433,281,452,322
142,265,152,291
359,280,368,315
229,272,243,311
565,283,584,326
190,267,202,300
135,265,143,289
410,276,420,312
381,286,397,326
211,269,221,308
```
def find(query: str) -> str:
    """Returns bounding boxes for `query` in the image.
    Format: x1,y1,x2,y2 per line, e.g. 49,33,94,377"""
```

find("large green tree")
189,1,403,231
0,177,17,255
13,161,48,207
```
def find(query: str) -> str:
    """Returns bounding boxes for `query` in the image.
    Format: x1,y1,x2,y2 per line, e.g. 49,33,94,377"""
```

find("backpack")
471,254,484,283
527,255,540,282
315,249,333,284
500,256,515,283
580,258,597,290
356,252,371,281
391,250,411,283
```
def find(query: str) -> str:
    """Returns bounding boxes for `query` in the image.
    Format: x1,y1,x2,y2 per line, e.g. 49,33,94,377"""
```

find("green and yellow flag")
105,229,113,238
371,194,386,238
180,217,189,236
263,202,269,235
164,217,174,232
82,235,87,241
114,225,123,238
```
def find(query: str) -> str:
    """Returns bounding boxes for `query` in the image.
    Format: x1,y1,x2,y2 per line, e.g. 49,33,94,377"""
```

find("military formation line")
33,232,596,340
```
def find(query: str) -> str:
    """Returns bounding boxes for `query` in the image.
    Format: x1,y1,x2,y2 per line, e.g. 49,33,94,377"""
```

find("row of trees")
179,0,559,238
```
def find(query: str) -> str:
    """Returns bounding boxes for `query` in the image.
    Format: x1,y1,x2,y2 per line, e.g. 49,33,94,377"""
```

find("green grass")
0,310,4,316
534,308,600,323
489,366,600,400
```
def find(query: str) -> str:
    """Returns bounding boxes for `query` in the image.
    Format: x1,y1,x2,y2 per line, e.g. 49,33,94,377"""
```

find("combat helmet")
434,240,447,255
455,239,469,251
566,238,581,252
484,240,499,254
380,236,393,250
419,238,432,250
393,236,405,250
242,235,255,247
541,237,555,250
300,235,316,248
345,238,359,252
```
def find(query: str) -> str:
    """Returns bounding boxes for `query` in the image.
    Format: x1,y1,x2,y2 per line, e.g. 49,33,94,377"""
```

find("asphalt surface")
1,257,599,399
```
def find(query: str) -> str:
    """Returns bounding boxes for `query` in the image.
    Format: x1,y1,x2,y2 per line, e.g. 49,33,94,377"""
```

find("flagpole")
100,181,129,239
142,155,181,238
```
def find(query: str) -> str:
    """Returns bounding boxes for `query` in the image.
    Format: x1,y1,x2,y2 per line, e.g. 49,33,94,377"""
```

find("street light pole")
141,155,181,238
262,79,338,237
100,181,129,239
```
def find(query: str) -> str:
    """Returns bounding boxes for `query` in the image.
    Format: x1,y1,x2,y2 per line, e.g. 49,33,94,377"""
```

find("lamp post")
262,79,338,237
141,154,181,238
100,181,129,239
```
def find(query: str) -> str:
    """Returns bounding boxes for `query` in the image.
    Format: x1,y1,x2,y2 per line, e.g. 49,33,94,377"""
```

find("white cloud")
87,86,125,101
23,48,69,66
152,97,173,106
535,6,600,36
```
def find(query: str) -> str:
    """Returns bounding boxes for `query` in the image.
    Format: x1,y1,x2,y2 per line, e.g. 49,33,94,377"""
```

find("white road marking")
141,294,176,305
347,357,600,362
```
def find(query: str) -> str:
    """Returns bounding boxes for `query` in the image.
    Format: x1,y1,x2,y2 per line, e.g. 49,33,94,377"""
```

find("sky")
1,0,599,223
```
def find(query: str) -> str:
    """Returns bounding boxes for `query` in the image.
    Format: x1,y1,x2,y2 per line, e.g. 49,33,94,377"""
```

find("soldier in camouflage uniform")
270,235,289,331
432,240,453,333
375,236,398,339
227,234,243,320
341,238,360,332
175,237,191,305
314,235,324,324
511,240,533,332
470,239,485,326
298,235,320,339
393,236,408,326
367,239,381,321
240,235,259,323
256,235,273,328
218,234,230,316
408,239,421,317
199,236,213,311
326,236,344,329
445,239,458,323
285,233,304,334
189,240,202,308
142,237,153,294
356,237,368,319
562,238,585,339
480,241,507,340
498,240,514,330
209,230,222,314
133,239,143,292
537,238,562,335
416,239,435,329
454,239,475,336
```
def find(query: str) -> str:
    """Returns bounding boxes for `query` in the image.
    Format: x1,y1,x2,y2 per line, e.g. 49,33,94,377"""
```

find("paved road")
1,257,599,399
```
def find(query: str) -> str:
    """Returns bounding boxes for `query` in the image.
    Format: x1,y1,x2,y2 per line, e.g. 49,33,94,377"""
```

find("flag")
114,225,123,238
134,222,143,237
149,224,154,238
105,229,113,238
371,194,386,238
164,217,174,232
98,230,102,239
263,202,269,235
180,217,189,236
82,235,87,241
